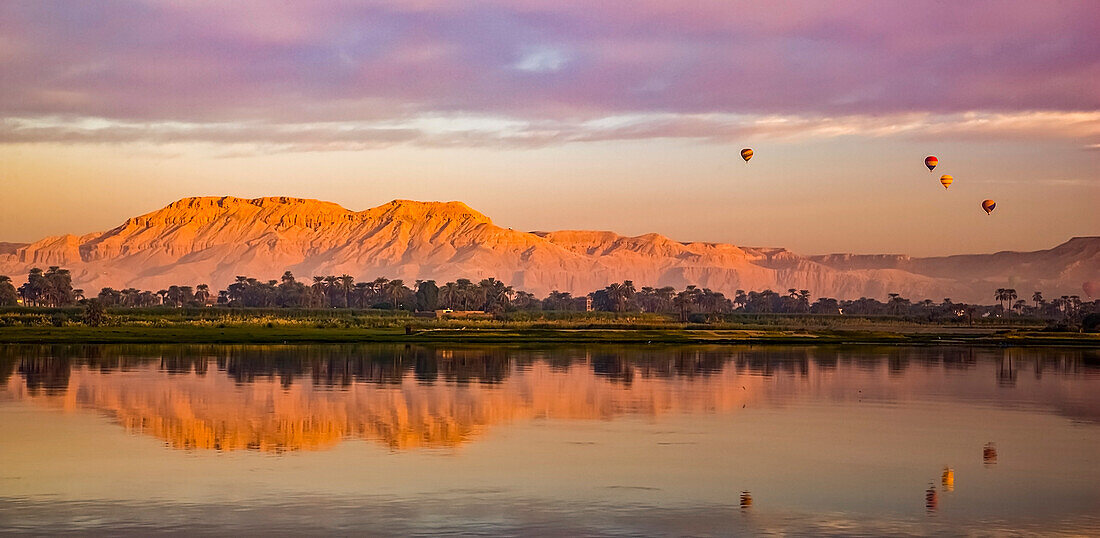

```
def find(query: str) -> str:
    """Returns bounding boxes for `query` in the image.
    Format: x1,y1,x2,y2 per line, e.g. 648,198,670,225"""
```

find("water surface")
1,344,1098,535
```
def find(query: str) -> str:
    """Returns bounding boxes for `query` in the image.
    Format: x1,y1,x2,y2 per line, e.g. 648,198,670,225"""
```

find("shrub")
1082,313,1100,333
82,300,108,327
1041,322,1078,333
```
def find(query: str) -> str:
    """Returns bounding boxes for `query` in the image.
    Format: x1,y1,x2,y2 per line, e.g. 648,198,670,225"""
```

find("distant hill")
0,242,28,256
0,196,1095,302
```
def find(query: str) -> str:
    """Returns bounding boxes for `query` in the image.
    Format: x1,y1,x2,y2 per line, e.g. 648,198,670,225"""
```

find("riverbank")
1,325,1097,347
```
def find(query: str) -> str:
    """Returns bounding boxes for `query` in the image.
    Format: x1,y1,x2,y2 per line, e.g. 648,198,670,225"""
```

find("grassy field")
0,306,1094,346
1,324,1097,346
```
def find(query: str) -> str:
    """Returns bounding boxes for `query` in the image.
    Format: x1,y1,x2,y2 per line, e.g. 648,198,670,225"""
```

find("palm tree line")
2,267,84,307
0,267,1095,321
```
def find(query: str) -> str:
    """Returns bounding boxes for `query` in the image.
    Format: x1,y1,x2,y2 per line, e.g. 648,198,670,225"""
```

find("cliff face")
0,196,1095,302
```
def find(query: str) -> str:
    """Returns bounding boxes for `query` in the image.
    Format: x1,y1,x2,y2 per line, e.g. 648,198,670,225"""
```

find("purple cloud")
1,0,1097,141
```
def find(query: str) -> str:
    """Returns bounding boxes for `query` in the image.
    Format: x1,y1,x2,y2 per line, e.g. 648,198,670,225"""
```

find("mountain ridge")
1,196,1096,302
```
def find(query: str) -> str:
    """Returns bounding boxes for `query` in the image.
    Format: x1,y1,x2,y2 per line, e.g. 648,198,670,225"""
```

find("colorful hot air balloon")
981,199,996,214
740,148,753,162
939,175,953,189
1084,281,1099,298
925,156,938,171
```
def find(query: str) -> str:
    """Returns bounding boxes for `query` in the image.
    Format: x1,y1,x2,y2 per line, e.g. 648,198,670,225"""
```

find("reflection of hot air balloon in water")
925,485,938,512
740,148,753,162
982,200,996,215
925,156,938,171
740,491,753,509
1084,281,1099,298
939,175,953,189
984,442,997,465
941,467,955,492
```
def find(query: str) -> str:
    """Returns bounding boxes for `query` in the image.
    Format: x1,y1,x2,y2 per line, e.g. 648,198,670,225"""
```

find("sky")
1,0,1098,256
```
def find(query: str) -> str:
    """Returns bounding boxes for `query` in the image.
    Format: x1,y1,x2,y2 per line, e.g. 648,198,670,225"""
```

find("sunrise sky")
1,0,1097,256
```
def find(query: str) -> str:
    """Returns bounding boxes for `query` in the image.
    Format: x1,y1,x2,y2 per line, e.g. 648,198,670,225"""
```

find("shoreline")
1,326,1097,347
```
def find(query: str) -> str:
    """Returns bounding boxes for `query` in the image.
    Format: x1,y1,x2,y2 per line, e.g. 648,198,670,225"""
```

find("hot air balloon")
940,175,953,189
925,156,938,171
982,200,996,214
740,148,753,162
1084,281,1099,298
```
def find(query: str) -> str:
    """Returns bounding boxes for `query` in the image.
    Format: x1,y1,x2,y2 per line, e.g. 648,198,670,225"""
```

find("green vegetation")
0,306,1096,346
2,266,1098,345
6,267,1096,324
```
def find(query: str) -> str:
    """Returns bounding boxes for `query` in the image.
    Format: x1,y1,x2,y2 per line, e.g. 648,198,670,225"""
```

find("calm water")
1,344,1098,536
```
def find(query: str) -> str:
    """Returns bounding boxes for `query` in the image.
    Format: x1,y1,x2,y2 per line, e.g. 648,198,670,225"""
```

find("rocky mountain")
0,196,1096,302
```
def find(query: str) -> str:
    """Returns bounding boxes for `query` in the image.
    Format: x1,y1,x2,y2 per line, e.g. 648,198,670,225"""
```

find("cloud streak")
3,111,1098,152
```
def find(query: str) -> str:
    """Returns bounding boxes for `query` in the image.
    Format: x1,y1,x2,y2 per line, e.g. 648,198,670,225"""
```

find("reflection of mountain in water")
2,345,1098,452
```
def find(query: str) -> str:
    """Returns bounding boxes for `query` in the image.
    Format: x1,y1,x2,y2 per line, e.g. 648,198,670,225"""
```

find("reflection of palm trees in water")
5,345,1099,452
4,349,760,452
15,357,71,396
997,355,1017,387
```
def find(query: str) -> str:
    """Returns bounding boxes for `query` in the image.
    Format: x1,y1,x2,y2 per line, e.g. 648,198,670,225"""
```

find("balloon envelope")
1084,281,1099,298
925,156,938,171
981,199,996,214
940,175,953,189
740,148,753,162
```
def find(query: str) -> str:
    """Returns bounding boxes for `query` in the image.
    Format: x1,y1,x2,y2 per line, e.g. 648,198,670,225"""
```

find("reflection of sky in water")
1,344,1098,535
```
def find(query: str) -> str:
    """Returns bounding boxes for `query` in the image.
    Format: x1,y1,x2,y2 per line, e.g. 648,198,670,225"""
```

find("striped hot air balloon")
940,175,953,189
740,148,753,162
982,199,996,214
925,156,938,171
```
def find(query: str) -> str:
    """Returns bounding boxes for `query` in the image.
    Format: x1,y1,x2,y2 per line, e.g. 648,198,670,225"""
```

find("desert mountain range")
0,196,1096,303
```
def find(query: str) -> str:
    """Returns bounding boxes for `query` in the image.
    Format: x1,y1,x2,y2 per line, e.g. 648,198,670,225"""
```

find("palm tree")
439,282,459,309
353,282,370,308
384,279,406,309
887,293,904,315
733,290,747,311
921,299,935,320
322,275,339,307
674,286,701,321
311,276,327,307
1032,291,1043,309
0,275,20,306
657,287,676,312
638,286,655,312
1012,299,1027,315
339,275,355,307
455,278,477,310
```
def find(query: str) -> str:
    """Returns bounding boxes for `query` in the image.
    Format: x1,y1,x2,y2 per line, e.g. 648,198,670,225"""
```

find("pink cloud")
1,0,1097,140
